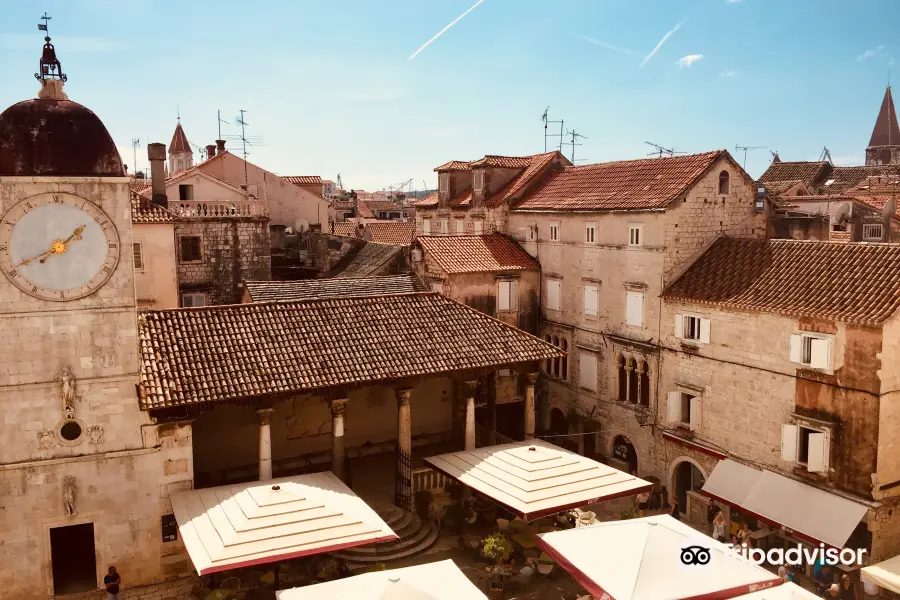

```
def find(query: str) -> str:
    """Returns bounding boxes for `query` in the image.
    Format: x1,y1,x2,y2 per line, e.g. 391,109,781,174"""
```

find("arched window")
628,358,638,404
617,355,627,401
718,170,730,195
552,336,560,378
544,335,553,373
640,360,650,407
561,339,569,381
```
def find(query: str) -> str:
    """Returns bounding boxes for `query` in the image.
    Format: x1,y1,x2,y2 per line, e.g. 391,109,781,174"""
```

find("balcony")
169,200,268,219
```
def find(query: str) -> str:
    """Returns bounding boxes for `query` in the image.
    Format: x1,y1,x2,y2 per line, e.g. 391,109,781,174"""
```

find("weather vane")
35,11,66,82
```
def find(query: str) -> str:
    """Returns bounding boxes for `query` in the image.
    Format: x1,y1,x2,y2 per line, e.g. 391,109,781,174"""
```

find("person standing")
737,523,752,548
707,499,721,536
838,574,856,600
104,566,121,600
824,584,841,599
712,510,727,542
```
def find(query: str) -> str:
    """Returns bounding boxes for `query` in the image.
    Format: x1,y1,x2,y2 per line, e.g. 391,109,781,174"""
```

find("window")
789,332,833,370
629,224,644,247
549,222,560,241
667,391,701,431
474,170,484,191
497,279,518,311
625,290,644,327
552,336,560,377
178,184,194,201
560,339,568,380
439,174,449,192
585,223,596,243
544,335,553,373
628,358,639,403
423,219,431,235
456,219,465,234
440,219,449,235
546,278,561,310
132,241,144,270
181,292,207,307
639,360,650,407
431,281,443,293
675,314,710,343
718,170,730,195
579,352,598,392
617,355,627,401
180,236,202,262
526,222,536,241
781,424,830,473
863,223,884,241
583,283,599,317
473,220,484,234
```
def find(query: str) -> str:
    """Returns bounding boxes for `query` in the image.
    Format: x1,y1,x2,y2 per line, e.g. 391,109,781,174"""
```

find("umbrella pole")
274,563,280,590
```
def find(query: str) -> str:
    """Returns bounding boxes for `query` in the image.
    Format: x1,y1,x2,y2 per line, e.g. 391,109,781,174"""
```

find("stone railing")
169,200,268,218
412,467,450,494
474,423,515,448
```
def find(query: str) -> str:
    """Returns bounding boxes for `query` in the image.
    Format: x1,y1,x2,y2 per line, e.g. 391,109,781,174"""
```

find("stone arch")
668,456,708,515
610,434,639,475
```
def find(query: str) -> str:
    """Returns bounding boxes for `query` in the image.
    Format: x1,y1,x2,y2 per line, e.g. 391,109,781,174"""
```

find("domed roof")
0,98,124,177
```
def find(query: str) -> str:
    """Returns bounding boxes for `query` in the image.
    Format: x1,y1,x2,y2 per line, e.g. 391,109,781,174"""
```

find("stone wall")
175,218,270,306
307,232,365,272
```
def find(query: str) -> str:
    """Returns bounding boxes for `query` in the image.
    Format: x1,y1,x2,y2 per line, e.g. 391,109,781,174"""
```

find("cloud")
857,45,886,61
676,54,703,68
0,32,124,52
640,20,686,68
409,0,486,60
718,70,738,77
574,33,638,56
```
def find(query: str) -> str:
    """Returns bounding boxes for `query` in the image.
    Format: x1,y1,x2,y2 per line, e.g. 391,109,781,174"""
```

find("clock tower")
0,27,193,599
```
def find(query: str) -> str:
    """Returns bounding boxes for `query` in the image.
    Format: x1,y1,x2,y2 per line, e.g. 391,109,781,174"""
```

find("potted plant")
480,533,513,598
620,502,644,520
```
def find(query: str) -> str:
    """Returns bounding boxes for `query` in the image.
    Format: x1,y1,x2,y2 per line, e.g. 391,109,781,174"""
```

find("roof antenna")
542,106,564,154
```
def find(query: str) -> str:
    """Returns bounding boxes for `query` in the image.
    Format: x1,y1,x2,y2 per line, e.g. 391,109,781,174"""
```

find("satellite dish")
833,203,852,226
293,218,309,234
881,197,896,222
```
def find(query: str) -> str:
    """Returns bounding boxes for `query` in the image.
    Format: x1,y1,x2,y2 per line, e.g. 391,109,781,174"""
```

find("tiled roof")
830,230,851,243
137,293,563,410
364,200,404,213
514,151,724,212
366,222,416,245
284,176,323,185
414,192,438,208
869,86,900,148
335,242,404,278
130,190,176,224
169,123,191,154
759,161,829,188
416,234,539,274
243,275,426,302
662,237,900,325
489,151,560,208
764,180,805,195
449,190,474,208
331,222,361,238
470,155,532,169
851,195,900,218
357,201,375,219
842,175,900,196
435,160,472,172
825,166,900,193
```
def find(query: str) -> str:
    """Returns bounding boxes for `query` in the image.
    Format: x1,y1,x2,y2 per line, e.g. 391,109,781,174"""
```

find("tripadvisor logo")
727,543,866,567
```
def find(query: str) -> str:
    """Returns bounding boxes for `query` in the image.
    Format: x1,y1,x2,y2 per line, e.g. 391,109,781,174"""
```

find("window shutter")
807,432,828,473
474,220,483,234
579,353,597,391
547,280,560,310
456,220,465,234
423,220,431,235
667,392,682,423
626,291,643,327
781,424,799,462
810,339,831,369
498,281,511,311
689,396,702,431
699,319,711,344
789,335,802,363
431,282,443,293
509,280,518,310
674,314,684,339
584,285,598,316
132,242,143,270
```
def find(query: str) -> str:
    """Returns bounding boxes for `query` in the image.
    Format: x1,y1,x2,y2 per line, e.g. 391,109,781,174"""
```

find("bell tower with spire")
865,85,900,166
168,116,193,176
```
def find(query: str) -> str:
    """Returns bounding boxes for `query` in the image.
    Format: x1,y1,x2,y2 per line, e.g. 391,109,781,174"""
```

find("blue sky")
0,0,897,191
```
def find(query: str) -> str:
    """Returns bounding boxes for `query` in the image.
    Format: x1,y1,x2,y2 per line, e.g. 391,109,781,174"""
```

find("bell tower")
168,118,193,175
865,85,900,166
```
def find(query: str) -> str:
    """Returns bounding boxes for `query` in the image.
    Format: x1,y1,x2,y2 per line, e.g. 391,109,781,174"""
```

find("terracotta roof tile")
284,176,323,185
416,234,539,274
243,275,426,302
470,155,532,169
830,230,851,243
366,222,416,245
414,192,438,208
130,190,176,224
334,242,404,278
514,151,724,212
435,160,472,172
869,86,900,148
363,200,404,213
331,222,360,238
662,237,900,325
169,123,191,154
489,151,560,208
137,293,563,410
759,161,829,188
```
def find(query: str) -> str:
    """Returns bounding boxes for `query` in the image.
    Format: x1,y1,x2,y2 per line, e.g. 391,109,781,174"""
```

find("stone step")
333,518,432,559
343,522,440,570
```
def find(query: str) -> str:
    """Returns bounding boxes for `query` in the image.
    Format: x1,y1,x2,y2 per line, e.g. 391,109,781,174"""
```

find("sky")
0,0,898,192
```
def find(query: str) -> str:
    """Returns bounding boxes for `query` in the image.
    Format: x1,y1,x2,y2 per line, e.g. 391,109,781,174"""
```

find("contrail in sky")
409,0,486,60
574,33,638,56
640,19,686,68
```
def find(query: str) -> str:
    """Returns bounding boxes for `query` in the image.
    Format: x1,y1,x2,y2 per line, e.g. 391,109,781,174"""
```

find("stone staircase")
330,504,440,571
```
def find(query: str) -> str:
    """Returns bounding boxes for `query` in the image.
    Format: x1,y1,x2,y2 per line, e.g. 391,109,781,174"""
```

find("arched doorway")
612,435,638,475
672,459,706,516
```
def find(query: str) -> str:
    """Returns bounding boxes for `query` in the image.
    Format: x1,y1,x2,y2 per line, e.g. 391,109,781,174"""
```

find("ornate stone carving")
525,372,539,386
257,408,274,426
58,367,76,419
38,429,55,449
63,476,76,516
395,388,412,407
87,424,104,444
328,398,348,417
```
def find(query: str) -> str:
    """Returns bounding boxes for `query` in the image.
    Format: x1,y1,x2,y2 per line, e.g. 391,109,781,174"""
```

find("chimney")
206,144,216,159
216,139,226,154
147,143,167,208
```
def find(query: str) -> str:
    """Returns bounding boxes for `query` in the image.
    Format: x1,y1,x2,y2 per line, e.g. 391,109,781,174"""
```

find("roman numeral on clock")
7,269,17,278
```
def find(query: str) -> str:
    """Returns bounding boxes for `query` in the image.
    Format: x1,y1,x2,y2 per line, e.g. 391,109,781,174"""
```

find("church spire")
34,12,68,101
866,85,900,166
168,121,193,175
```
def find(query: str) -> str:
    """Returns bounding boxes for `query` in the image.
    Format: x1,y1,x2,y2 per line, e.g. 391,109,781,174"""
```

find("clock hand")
15,225,87,267
14,248,54,268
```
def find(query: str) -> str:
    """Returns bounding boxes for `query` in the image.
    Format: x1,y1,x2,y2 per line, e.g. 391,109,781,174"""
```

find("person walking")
706,499,721,536
712,510,727,542
104,566,121,600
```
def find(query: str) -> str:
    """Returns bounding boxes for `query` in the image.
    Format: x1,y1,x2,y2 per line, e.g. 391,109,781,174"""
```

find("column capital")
396,388,413,406
525,372,539,385
328,398,348,416
461,380,478,396
257,407,275,425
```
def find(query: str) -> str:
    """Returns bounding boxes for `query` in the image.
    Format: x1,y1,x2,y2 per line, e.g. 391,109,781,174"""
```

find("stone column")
524,373,538,440
396,388,413,508
462,380,478,451
329,398,348,482
625,361,634,404
257,408,274,481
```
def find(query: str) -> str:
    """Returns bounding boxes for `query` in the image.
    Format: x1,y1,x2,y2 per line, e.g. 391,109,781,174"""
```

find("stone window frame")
542,332,568,381
549,222,560,242
496,276,519,313
582,281,600,319
473,219,484,235
455,218,466,235
781,414,833,474
132,241,144,271
718,170,730,195
178,234,203,264
585,222,597,244
628,224,644,247
181,291,208,308
615,351,651,408
55,418,86,446
422,218,432,235
439,174,449,193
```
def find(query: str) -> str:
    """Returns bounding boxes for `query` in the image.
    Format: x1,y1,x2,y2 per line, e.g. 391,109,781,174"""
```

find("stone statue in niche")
58,367,76,419
37,429,55,449
87,425,104,445
63,476,76,516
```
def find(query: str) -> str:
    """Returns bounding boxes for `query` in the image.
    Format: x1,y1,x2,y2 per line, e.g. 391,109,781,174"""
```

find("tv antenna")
224,110,265,185
131,138,140,176
819,146,833,164
542,107,565,153
566,129,587,163
645,142,683,158
735,145,767,169
217,110,230,141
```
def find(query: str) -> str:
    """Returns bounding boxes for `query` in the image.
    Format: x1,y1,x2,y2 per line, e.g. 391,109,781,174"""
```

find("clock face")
0,192,120,301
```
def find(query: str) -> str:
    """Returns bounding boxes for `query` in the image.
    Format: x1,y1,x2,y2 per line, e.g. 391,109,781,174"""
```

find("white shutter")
699,319,711,344
781,424,799,462
431,282,443,293
547,280,561,311
810,338,831,370
584,285,598,316
674,314,684,339
498,281,511,311
807,432,828,473
509,280,518,310
132,242,144,270
667,392,682,423
423,219,431,235
789,334,802,363
689,396,702,431
474,220,484,234
579,353,597,391
456,220,465,234
626,291,643,327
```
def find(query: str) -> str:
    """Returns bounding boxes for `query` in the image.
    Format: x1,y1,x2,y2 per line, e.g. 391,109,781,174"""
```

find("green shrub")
480,533,513,563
